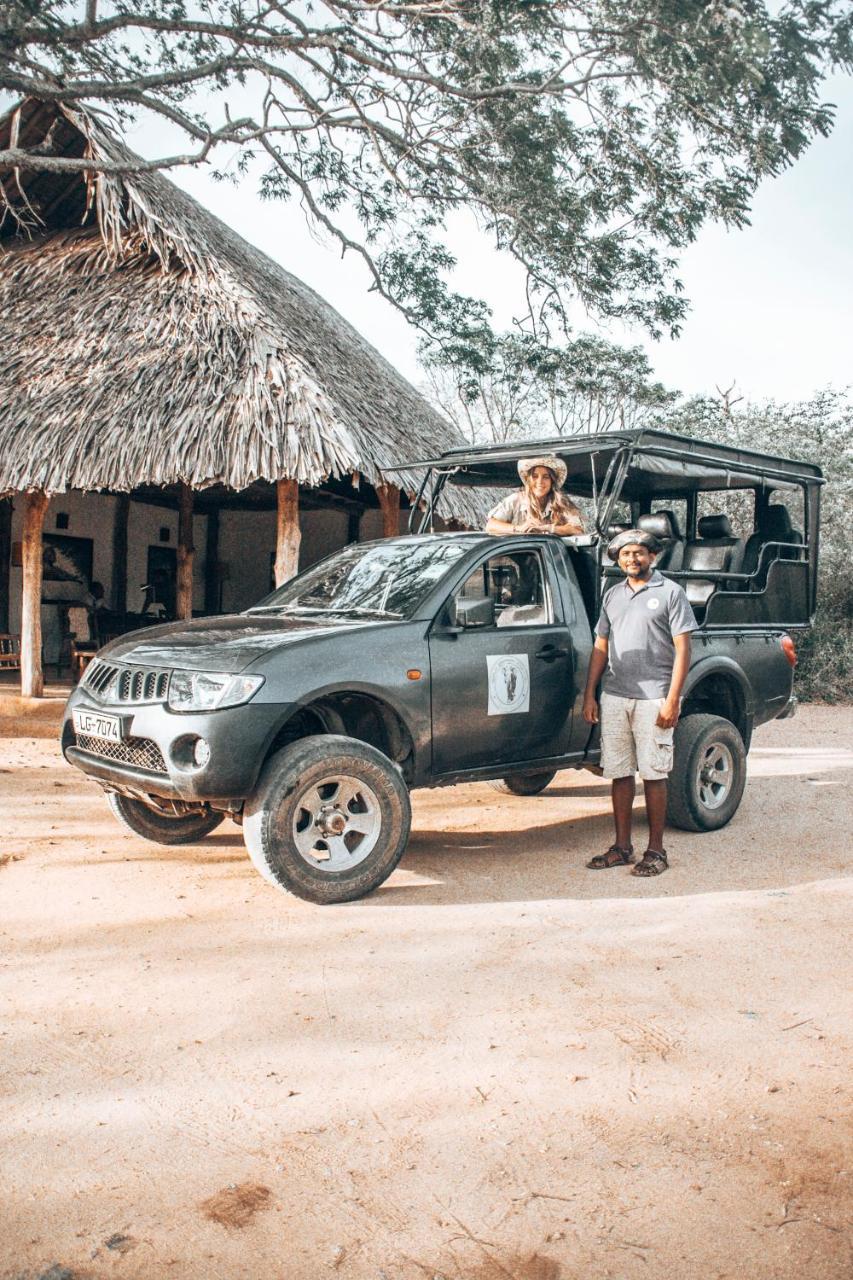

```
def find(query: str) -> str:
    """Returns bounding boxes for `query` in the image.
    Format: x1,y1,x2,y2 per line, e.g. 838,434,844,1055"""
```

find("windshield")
246,539,470,620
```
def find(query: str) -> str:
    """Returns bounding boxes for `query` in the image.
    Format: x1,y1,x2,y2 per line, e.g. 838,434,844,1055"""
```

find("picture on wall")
43,533,93,589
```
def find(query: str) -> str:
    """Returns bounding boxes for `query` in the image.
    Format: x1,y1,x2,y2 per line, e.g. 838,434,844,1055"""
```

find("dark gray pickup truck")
61,430,821,902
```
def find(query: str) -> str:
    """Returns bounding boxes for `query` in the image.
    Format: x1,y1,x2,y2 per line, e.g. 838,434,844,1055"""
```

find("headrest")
638,512,676,542
606,522,631,540
697,514,734,540
653,507,682,540
762,504,794,539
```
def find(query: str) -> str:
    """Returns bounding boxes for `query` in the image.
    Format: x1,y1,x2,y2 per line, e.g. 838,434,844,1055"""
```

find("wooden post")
111,493,129,616
274,479,301,586
204,508,220,615
176,483,194,620
0,496,12,633
376,483,400,538
21,490,49,698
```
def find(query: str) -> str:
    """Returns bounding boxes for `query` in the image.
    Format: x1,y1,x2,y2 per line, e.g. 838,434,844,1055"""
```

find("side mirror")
452,596,495,630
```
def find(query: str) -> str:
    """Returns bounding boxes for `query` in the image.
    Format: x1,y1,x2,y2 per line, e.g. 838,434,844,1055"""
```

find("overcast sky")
125,69,852,408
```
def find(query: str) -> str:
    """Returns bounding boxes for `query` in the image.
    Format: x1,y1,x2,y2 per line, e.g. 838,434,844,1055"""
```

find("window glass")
248,538,469,620
455,551,550,627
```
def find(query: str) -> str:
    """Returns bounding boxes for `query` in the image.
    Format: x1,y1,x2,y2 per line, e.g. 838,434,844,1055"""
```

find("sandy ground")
1,705,851,1280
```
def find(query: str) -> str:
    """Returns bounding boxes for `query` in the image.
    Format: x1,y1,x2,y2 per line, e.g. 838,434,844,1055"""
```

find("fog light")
193,738,211,767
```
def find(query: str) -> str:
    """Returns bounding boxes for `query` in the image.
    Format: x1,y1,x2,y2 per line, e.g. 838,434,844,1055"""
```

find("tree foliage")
424,330,676,441
1,1,851,365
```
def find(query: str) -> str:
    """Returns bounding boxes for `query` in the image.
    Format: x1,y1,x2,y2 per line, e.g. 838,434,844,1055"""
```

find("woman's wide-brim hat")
517,455,567,488
607,528,660,562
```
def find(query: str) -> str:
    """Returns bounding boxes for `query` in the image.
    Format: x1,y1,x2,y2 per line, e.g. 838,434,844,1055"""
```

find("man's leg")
642,778,667,852
586,695,638,869
612,775,636,850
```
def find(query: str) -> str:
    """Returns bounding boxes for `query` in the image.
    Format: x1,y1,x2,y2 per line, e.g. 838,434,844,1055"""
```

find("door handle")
535,644,570,662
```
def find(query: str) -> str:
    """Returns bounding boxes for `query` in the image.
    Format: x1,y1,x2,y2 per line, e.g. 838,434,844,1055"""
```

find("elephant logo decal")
487,654,531,715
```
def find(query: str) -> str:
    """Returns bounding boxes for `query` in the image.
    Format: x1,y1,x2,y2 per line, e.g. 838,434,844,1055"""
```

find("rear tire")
667,714,746,832
107,793,224,845
489,770,557,796
243,734,411,904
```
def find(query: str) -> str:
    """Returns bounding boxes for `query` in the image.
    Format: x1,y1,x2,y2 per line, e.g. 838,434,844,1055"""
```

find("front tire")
489,770,557,796
667,714,747,832
107,793,224,845
243,735,411,904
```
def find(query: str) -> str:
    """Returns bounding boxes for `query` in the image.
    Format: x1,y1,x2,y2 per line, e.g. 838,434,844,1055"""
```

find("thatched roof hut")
0,97,475,498
0,98,481,694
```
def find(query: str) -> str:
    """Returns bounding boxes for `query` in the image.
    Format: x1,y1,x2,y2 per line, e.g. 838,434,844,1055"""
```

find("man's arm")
657,631,691,728
582,636,609,724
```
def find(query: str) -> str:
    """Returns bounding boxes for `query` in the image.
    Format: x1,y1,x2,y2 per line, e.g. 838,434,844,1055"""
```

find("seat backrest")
742,503,802,577
681,514,744,607
637,511,684,571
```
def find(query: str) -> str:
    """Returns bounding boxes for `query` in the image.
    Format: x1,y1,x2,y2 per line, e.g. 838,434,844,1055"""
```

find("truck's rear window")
246,540,470,620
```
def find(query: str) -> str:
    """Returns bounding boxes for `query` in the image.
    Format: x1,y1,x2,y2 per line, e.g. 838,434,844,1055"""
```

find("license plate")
73,709,123,742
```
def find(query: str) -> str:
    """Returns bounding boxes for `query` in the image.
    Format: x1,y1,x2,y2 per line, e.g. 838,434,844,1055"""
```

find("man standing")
582,529,697,876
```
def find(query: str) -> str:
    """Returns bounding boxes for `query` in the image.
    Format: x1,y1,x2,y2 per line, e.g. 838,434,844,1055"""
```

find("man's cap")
607,528,660,562
517,455,568,488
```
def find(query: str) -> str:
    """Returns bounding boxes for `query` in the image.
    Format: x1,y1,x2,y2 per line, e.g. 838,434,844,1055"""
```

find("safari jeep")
62,429,821,903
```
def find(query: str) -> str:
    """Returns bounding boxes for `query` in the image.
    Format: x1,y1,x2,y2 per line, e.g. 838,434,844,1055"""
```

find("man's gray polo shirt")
595,570,698,700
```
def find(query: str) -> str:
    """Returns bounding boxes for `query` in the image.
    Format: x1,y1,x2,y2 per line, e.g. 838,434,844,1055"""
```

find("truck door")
429,546,575,774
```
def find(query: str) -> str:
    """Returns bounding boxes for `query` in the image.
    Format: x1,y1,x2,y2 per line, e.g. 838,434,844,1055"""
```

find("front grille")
75,732,167,774
83,660,170,705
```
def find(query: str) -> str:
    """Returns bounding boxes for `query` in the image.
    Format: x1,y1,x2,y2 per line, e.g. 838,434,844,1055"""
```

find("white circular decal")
647,597,661,610
489,656,530,712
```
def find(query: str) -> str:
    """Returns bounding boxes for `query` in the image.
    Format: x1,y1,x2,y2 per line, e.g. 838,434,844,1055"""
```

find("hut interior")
0,99,481,695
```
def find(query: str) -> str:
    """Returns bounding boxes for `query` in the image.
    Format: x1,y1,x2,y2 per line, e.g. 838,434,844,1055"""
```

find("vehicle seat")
496,604,548,627
741,503,803,580
680,514,745,608
637,510,684,571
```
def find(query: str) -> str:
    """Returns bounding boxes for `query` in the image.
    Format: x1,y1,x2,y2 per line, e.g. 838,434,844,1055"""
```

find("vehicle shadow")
367,743,853,907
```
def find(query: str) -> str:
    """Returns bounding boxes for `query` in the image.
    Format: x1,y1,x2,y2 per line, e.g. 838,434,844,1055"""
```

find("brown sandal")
631,848,669,877
587,844,635,870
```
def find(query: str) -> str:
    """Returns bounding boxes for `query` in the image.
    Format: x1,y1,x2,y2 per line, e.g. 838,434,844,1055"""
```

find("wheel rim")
696,742,734,810
291,774,381,873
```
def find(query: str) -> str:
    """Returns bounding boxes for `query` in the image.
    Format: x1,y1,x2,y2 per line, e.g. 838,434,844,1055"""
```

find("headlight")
167,671,265,712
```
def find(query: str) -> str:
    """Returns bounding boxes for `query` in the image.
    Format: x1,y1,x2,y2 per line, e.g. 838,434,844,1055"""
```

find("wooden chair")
0,634,21,670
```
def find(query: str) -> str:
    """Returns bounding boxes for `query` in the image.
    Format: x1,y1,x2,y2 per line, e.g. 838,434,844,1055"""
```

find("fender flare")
682,655,755,742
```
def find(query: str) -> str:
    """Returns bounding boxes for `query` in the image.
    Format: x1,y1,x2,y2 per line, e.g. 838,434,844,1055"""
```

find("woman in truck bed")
485,455,585,537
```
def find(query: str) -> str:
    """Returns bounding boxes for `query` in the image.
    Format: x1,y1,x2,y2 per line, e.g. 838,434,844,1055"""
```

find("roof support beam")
204,508,220,615
176,483,194,621
376,483,400,539
111,493,129,616
21,490,48,697
274,479,300,586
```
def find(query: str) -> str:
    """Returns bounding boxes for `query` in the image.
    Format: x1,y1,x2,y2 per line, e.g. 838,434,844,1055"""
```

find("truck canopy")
391,429,823,630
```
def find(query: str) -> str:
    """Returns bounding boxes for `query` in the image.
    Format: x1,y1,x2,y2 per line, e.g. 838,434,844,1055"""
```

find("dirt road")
1,705,851,1280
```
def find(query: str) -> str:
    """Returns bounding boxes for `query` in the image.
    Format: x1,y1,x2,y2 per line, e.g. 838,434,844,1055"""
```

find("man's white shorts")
599,692,674,781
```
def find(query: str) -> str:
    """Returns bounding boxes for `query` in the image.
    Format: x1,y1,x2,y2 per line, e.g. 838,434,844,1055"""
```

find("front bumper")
62,686,290,807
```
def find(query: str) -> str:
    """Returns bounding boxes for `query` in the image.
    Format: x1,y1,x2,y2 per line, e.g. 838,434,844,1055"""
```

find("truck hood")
100,613,381,674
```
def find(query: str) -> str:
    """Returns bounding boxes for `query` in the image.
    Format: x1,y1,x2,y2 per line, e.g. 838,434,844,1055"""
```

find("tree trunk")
0,496,12,633
176,483,194,620
376,483,401,538
204,508,220,615
274,479,300,586
21,490,49,698
111,493,130,616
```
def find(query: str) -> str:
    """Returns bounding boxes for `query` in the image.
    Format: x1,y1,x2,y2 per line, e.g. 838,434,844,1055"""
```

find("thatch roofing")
0,98,483,521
